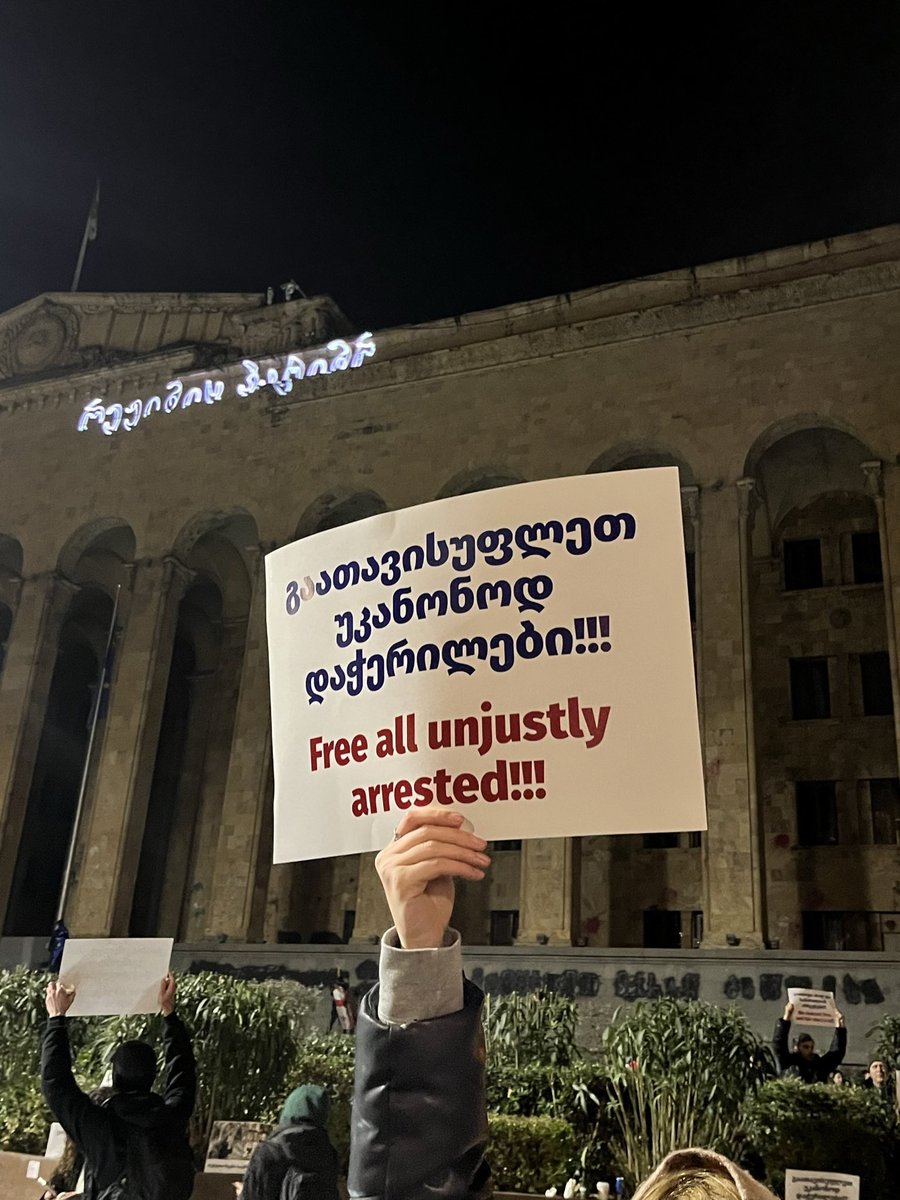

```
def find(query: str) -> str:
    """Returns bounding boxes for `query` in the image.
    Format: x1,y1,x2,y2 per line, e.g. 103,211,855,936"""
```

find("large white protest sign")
787,988,837,1028
59,938,173,1016
266,468,706,861
785,1169,859,1200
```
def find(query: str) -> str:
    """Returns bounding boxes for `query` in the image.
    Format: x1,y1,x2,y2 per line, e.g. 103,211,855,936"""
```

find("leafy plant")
483,991,578,1069
486,1058,614,1186
487,1114,578,1193
869,1012,900,1073
742,1078,899,1200
0,967,70,1152
601,998,771,1187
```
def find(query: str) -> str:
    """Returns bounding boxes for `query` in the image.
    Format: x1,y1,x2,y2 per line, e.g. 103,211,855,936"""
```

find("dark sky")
2,3,900,331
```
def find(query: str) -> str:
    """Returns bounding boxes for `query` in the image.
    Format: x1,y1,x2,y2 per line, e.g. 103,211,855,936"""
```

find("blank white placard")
58,938,173,1017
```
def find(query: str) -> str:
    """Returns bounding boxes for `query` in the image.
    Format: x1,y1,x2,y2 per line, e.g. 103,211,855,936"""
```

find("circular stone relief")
12,311,68,372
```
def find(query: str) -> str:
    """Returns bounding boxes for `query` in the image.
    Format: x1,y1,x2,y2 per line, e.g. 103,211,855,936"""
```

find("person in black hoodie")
41,973,196,1200
239,1084,338,1199
772,1000,847,1083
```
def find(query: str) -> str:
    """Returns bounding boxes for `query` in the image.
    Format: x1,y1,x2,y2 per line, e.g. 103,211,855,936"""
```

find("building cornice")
4,225,900,418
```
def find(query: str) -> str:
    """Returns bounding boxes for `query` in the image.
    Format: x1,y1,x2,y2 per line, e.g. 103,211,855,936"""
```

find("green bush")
601,998,771,1188
486,1058,615,1185
484,992,578,1069
742,1078,899,1200
488,1114,577,1193
0,967,69,1151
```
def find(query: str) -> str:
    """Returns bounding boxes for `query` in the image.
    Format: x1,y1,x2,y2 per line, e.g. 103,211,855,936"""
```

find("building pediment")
0,291,350,386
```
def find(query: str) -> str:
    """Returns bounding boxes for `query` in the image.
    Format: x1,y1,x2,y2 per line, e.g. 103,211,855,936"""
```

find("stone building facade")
0,225,898,957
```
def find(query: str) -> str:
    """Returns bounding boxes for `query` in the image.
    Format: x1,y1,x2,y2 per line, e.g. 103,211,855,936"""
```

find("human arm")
347,809,492,1199
159,974,197,1125
773,1003,793,1071
40,983,110,1152
820,1009,847,1072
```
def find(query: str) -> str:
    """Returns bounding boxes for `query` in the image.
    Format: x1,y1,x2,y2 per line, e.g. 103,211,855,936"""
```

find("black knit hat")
111,1041,157,1092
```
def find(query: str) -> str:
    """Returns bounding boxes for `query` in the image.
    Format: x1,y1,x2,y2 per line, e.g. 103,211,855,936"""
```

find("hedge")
742,1078,899,1200
487,1114,578,1193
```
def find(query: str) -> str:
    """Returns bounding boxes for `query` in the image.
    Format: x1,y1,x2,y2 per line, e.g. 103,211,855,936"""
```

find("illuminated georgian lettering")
76,331,377,436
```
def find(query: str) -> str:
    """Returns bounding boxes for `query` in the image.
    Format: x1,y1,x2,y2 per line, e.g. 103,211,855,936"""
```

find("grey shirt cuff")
377,926,464,1024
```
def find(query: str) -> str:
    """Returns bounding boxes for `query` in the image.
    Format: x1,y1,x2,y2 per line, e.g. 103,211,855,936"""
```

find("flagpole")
55,583,120,925
71,178,99,293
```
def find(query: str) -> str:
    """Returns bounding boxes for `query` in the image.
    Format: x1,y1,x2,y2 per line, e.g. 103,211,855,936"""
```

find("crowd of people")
35,809,892,1200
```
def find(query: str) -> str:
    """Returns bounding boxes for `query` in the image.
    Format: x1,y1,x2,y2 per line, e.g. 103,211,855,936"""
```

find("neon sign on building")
77,330,376,436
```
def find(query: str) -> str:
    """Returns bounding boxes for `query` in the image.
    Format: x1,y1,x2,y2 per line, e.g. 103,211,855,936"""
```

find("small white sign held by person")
788,988,837,1028
266,469,706,861
58,938,173,1016
785,1169,859,1200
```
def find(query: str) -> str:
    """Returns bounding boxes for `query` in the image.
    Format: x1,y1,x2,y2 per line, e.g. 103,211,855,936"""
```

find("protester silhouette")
41,973,196,1200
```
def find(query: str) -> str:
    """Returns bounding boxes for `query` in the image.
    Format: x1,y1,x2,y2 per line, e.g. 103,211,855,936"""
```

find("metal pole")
70,223,89,293
55,584,120,924
70,179,99,292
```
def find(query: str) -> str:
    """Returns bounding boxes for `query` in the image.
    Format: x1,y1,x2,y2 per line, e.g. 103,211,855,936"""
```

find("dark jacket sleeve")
819,1025,847,1073
348,978,491,1200
40,1017,111,1153
161,1011,197,1127
240,1139,280,1200
773,1018,793,1071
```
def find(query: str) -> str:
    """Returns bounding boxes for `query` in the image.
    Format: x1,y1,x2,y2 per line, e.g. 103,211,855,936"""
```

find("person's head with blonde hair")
633,1149,777,1200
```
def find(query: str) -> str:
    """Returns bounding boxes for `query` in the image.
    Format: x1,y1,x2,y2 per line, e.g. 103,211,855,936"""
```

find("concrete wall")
166,941,897,1066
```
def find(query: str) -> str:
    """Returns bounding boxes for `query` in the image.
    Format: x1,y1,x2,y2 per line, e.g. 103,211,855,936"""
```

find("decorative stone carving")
0,302,79,380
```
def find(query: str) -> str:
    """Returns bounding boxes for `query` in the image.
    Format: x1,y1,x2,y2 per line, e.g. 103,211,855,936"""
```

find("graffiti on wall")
723,972,884,1005
187,957,889,1012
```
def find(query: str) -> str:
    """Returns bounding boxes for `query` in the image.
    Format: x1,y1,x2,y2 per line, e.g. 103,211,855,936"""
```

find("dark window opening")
870,779,900,845
0,602,11,677
643,909,682,948
490,909,519,946
491,840,522,851
783,538,823,590
796,781,838,846
790,657,831,720
860,651,893,716
342,909,356,943
802,911,881,952
643,832,680,849
851,531,883,585
686,551,697,623
690,911,704,948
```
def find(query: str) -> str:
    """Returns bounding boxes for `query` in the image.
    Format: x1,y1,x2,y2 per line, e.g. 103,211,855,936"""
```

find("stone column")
263,861,293,945
155,670,219,939
515,837,578,946
351,853,391,943
579,835,613,946
862,460,900,770
206,551,275,943
0,573,77,923
67,558,191,936
697,483,765,948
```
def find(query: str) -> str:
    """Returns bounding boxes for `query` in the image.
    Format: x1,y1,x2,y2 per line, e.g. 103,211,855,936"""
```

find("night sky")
2,3,900,332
